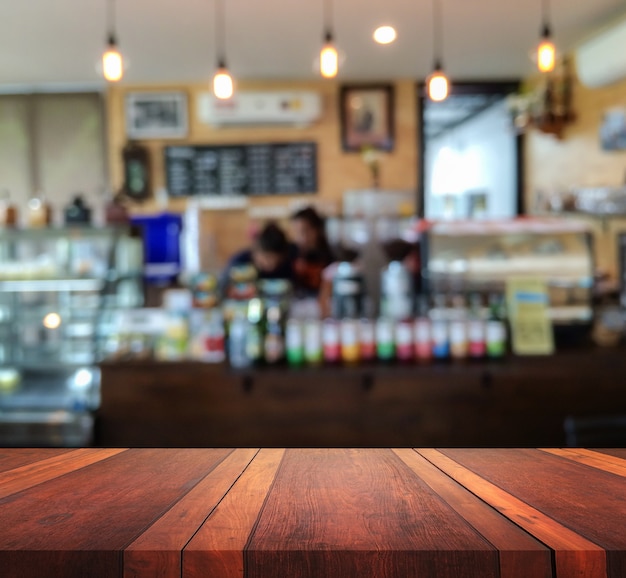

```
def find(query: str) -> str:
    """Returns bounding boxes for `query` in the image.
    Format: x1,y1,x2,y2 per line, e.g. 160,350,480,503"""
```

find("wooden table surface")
0,448,625,578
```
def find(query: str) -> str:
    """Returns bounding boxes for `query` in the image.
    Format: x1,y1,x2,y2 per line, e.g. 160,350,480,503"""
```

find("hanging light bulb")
212,0,234,99
427,0,449,102
319,0,338,78
102,0,124,82
537,0,556,73
320,32,339,78
213,61,234,100
102,35,123,82
427,64,449,102
537,27,556,73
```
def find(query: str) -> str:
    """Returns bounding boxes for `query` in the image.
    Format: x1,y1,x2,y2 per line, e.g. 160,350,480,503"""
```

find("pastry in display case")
421,219,594,327
0,226,144,446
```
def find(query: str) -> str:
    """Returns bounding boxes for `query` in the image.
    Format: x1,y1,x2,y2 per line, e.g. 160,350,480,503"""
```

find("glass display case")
0,226,143,446
421,219,594,325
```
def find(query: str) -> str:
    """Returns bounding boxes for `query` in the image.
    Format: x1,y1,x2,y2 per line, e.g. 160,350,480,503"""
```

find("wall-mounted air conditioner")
576,15,626,88
197,91,322,127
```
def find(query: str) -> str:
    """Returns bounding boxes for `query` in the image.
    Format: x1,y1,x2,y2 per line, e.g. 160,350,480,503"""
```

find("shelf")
0,226,130,241
0,278,105,292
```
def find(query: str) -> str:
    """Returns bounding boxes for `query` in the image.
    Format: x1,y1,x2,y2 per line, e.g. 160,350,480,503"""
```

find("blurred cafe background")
1,0,626,448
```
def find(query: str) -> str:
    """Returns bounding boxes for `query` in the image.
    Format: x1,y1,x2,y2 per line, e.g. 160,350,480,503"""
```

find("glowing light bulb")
213,67,234,100
373,26,397,45
537,38,556,73
320,42,338,78
102,44,123,82
43,312,61,330
428,70,449,102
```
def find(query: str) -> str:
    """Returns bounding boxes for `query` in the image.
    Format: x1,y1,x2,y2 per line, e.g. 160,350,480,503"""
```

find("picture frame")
340,84,394,152
125,91,188,139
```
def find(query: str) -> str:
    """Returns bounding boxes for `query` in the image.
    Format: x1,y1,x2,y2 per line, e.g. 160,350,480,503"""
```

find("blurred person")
289,206,335,295
220,221,294,296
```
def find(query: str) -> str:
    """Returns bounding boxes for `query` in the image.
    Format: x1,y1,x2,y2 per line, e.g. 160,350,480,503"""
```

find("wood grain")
1,448,626,578
418,449,608,578
0,449,74,473
183,448,285,578
124,448,258,578
0,448,127,499
393,448,552,578
246,449,498,578
594,449,626,460
0,449,232,578
539,448,626,478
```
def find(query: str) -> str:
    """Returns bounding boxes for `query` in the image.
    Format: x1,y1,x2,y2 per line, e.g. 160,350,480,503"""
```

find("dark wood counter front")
98,346,626,447
1,448,625,577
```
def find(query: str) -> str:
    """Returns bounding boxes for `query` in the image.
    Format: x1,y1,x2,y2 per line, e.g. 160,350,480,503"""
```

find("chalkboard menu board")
164,142,317,197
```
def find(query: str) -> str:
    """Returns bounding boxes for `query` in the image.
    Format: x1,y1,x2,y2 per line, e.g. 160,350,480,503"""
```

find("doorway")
418,81,524,219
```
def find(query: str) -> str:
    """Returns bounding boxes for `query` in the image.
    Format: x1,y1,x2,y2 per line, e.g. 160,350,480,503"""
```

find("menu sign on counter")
165,142,317,197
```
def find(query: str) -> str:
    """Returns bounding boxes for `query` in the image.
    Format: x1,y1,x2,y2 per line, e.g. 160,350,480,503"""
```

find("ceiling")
0,0,624,88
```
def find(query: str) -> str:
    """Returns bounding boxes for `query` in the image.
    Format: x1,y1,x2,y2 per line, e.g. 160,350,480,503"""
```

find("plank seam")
178,448,262,577
242,447,289,578
412,448,609,573
117,449,236,553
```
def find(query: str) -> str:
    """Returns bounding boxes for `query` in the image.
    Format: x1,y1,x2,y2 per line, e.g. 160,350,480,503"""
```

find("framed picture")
600,107,626,151
340,84,394,152
125,92,188,139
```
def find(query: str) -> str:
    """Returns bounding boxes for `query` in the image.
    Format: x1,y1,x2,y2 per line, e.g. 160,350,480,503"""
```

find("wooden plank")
0,448,127,499
539,448,626,478
393,449,552,578
593,449,626,460
438,448,626,578
0,449,232,578
418,449,608,578
245,449,499,578
0,449,74,473
183,448,285,578
124,448,258,578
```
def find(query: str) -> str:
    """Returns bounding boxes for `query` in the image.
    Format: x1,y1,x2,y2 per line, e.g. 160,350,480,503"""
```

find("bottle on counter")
322,318,341,364
359,318,376,363
229,312,252,368
285,318,304,367
264,303,285,365
467,293,486,359
332,261,365,319
304,318,323,365
430,295,450,361
245,297,264,365
413,294,432,362
191,308,225,363
486,293,507,359
340,318,360,364
449,293,469,361
157,289,193,361
395,318,414,362
381,261,413,321
376,317,396,362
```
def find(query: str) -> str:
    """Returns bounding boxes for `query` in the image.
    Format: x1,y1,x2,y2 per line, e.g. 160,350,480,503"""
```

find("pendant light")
427,0,449,102
320,0,338,78
212,0,234,100
102,0,124,82
537,0,556,73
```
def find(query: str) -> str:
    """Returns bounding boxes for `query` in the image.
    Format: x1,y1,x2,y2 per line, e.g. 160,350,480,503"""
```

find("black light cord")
542,0,552,37
216,0,226,67
432,0,443,69
107,0,117,45
323,0,334,40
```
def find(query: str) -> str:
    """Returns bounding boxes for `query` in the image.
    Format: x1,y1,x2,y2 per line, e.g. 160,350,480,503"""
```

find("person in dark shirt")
221,222,294,297
289,206,335,296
